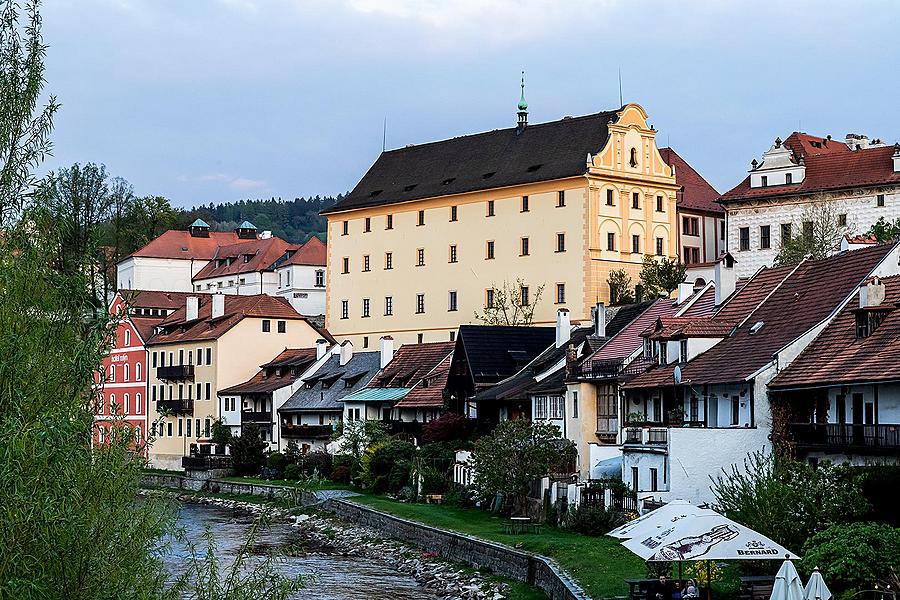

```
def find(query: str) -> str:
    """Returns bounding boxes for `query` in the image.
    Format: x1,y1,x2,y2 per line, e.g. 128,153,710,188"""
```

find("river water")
165,502,438,600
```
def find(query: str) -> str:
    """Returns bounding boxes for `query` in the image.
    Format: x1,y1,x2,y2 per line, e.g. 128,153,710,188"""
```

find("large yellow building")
323,103,680,347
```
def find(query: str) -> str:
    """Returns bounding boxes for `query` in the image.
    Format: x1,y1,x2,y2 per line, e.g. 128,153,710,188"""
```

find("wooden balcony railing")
571,359,647,381
240,411,272,423
182,455,232,471
157,398,194,414
157,365,195,380
281,423,333,439
789,423,900,453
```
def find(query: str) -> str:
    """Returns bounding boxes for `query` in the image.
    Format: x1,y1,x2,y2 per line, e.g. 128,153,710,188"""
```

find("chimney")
893,144,900,173
315,338,328,360
211,293,225,319
185,296,199,321
379,336,394,369
565,343,577,378
555,308,571,348
714,253,736,306
339,340,353,366
259,230,272,239
593,302,606,338
859,276,886,308
677,282,694,304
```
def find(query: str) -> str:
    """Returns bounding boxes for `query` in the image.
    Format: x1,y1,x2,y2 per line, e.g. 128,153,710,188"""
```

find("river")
165,502,439,600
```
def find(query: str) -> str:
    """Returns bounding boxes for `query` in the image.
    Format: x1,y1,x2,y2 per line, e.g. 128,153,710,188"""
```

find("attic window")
482,172,496,179
749,321,765,335
369,190,383,197
856,310,890,339
811,141,822,148
403,184,417,192
243,254,253,263
526,164,543,172
442,177,456,186
181,247,188,251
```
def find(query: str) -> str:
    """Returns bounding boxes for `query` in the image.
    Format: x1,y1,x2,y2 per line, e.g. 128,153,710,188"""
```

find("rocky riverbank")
141,489,512,600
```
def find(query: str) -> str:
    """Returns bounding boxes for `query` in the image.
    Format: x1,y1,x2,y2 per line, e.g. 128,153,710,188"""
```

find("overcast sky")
40,0,899,208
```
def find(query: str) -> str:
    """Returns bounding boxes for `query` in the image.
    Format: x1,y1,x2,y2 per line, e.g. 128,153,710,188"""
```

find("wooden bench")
424,494,444,504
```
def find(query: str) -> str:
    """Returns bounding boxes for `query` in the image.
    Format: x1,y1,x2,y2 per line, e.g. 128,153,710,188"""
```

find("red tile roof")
680,285,717,317
626,244,896,388
218,348,318,395
261,348,319,368
128,230,241,260
645,317,734,340
770,274,900,388
783,132,850,157
659,147,723,215
395,354,454,408
586,299,678,362
193,236,294,280
721,140,900,204
370,341,455,388
713,265,795,324
148,294,308,345
282,236,327,267
118,290,211,341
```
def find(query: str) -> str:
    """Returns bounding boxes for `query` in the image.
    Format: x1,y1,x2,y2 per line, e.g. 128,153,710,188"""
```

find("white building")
273,236,327,316
720,133,900,277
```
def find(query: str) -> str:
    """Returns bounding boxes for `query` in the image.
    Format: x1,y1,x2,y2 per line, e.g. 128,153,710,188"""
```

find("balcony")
157,398,194,414
157,365,195,380
623,426,668,448
789,423,900,454
281,423,333,439
388,420,424,438
572,359,647,381
241,410,272,424
182,455,232,471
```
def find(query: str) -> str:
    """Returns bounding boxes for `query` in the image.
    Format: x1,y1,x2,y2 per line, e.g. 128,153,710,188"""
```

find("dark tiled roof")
626,244,896,388
456,325,556,386
588,299,677,362
659,147,723,215
322,110,620,215
712,265,795,324
720,138,900,205
645,317,735,340
395,353,454,409
261,348,319,369
371,341,454,388
770,274,900,388
193,237,294,280
681,285,716,317
280,351,380,412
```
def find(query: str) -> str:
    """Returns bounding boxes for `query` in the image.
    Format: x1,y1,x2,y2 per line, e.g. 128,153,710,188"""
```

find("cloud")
177,173,268,191
229,177,268,191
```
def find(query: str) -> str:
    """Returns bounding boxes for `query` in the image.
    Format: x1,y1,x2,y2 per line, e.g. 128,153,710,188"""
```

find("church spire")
517,71,528,134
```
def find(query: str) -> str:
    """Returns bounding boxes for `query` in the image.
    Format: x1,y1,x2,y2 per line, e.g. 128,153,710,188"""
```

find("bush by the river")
800,522,900,593
360,439,417,493
564,505,625,537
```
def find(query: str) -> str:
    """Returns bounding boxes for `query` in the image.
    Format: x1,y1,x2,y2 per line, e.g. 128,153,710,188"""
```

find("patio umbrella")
622,513,799,562
607,499,716,540
771,559,805,600
804,567,831,600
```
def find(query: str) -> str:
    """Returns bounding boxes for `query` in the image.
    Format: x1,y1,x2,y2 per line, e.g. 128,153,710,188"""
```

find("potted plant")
626,412,645,426
667,406,685,426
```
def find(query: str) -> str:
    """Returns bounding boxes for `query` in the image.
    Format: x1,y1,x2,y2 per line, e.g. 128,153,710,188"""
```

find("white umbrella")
804,567,832,600
771,559,805,600
622,513,799,561
608,500,716,539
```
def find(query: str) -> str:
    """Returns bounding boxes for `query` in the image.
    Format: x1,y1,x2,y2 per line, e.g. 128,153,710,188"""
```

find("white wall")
193,271,277,296
118,257,197,292
275,264,327,316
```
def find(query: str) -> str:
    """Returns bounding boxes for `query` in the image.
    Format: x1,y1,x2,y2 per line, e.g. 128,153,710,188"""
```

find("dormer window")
659,343,667,365
679,339,688,363
856,310,889,339
643,338,654,359
761,175,768,187
785,173,793,185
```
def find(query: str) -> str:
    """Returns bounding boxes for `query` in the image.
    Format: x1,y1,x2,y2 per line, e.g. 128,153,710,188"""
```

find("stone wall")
325,499,590,600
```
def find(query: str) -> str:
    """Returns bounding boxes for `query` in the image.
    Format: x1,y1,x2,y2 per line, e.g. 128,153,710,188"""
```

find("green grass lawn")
219,475,356,492
141,467,184,476
350,495,646,599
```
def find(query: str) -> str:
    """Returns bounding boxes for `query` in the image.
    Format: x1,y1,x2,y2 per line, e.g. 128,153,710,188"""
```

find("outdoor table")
510,516,530,534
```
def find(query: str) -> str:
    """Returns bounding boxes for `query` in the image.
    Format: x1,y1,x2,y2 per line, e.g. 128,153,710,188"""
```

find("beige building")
146,293,325,470
322,103,681,347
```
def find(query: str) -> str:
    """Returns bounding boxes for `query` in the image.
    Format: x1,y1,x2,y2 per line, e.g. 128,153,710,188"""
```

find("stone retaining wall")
325,498,589,600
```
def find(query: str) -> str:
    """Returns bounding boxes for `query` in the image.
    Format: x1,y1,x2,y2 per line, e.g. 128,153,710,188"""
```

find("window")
683,247,700,264
557,190,565,207
556,283,565,304
878,194,885,207
534,396,548,420
178,418,183,437
386,214,393,229
152,351,158,368
520,237,530,256
204,418,211,437
205,383,211,401
109,364,115,382
364,217,371,232
417,210,425,226
186,418,192,437
856,310,888,339
655,237,664,256
761,175,768,187
659,343,668,365
731,396,740,425
680,339,688,363
556,233,565,252
342,220,348,235
629,147,638,168
607,232,616,251
206,347,211,365
785,173,793,185
384,252,393,270
416,293,425,314
781,223,792,243
363,336,369,349
448,291,458,312
124,330,131,346
362,298,370,318
341,257,349,274
631,234,640,254
486,240,495,259
631,467,639,492
650,468,658,492
487,200,495,216
167,421,173,437
135,362,141,381
656,195,664,212
124,363,129,382
449,245,457,263
341,300,349,319
572,391,578,418
760,225,771,249
416,248,425,266
739,227,750,251
417,333,424,344
682,216,699,236
277,320,286,333
838,213,847,227
632,192,640,209
315,270,325,287
486,288,495,309
195,382,200,400
178,349,184,365
384,296,393,316
520,285,530,306
521,195,529,212
262,319,271,332
643,338,654,359
360,254,370,272
802,220,814,240
450,206,458,221
606,189,614,206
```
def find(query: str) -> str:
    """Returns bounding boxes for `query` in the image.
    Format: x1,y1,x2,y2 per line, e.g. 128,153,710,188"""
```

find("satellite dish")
673,366,683,384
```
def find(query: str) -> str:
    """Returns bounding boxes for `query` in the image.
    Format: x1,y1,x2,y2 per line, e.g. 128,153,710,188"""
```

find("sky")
39,0,900,208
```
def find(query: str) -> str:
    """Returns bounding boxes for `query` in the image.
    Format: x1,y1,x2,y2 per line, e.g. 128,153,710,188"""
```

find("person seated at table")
648,575,674,600
682,579,699,599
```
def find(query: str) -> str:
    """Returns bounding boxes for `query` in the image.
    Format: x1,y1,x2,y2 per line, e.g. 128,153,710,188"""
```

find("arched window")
124,363,129,382
136,362,141,381
98,393,104,415
109,394,116,414
136,393,142,415
98,425,105,444
109,364,115,382
124,393,130,415
629,147,638,168
124,330,131,346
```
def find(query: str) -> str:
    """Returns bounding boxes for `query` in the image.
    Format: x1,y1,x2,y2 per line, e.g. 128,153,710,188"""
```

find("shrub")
443,483,472,507
298,451,333,479
801,522,900,593
860,465,900,527
422,413,470,444
565,504,624,537
267,452,287,473
284,464,302,481
360,440,417,493
230,423,267,476
259,466,280,481
331,464,351,484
